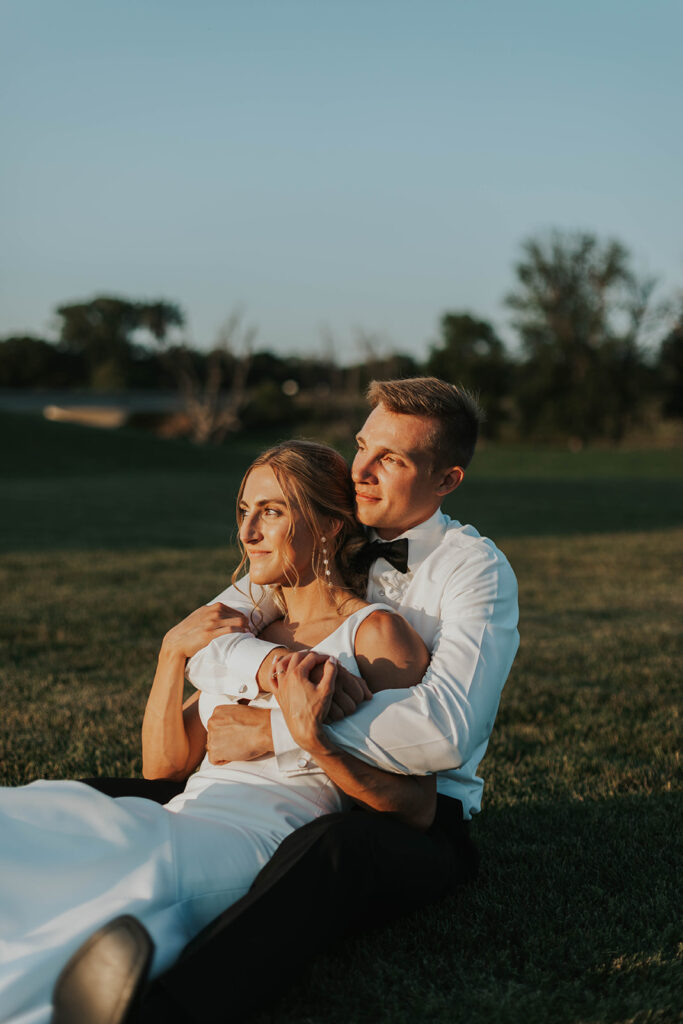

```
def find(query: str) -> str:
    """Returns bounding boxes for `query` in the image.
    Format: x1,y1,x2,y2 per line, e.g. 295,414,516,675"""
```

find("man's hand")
163,603,252,661
327,662,372,721
271,651,341,758
272,652,371,723
272,652,437,829
206,705,273,764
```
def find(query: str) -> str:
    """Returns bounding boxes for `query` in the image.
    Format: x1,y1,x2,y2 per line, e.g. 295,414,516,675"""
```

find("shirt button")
297,757,309,769
238,684,248,694
378,589,385,597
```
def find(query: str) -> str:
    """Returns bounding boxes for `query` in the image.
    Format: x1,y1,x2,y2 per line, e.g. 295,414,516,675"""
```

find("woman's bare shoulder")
355,607,424,656
354,608,429,692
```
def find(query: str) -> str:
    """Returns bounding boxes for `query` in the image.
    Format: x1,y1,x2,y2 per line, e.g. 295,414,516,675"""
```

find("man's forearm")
311,742,436,830
322,687,465,775
204,656,372,768
185,576,281,698
272,652,436,829
186,633,284,698
322,602,520,775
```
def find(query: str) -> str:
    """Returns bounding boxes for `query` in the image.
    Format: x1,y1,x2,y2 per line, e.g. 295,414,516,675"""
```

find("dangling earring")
321,536,332,583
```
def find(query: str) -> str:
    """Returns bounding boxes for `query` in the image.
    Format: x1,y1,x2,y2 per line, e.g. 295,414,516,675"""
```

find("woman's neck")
280,573,356,631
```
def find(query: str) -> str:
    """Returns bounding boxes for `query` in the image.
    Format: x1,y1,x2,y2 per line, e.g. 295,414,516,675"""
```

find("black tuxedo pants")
81,779,478,1023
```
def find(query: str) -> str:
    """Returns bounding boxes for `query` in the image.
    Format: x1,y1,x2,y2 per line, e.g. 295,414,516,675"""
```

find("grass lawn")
1,411,682,1022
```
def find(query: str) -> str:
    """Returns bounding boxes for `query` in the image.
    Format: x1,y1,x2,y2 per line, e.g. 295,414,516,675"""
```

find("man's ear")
434,465,464,497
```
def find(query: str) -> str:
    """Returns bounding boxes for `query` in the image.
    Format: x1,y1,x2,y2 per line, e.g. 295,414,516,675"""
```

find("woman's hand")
162,603,252,661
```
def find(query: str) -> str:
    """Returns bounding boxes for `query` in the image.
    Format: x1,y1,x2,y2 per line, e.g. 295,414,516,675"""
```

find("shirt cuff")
271,708,322,776
226,635,283,701
187,634,283,700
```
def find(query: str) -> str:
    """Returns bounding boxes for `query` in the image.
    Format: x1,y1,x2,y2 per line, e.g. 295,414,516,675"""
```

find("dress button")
238,684,248,694
297,757,309,769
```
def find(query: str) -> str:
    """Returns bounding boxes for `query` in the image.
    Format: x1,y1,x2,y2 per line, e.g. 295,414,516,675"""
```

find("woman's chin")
248,565,284,588
249,569,272,586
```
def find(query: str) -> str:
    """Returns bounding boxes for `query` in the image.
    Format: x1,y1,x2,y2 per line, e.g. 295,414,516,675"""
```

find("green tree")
56,297,184,389
136,301,185,345
0,335,86,388
426,313,511,437
656,312,683,418
505,231,654,443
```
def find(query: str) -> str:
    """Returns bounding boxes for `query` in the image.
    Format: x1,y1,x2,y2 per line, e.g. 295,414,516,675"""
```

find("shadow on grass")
264,792,681,1024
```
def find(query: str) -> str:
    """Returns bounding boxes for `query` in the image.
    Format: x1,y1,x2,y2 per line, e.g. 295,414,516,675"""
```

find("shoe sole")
52,914,154,1024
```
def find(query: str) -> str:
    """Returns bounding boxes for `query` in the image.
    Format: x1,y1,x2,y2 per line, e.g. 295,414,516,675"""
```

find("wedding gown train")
0,604,389,1024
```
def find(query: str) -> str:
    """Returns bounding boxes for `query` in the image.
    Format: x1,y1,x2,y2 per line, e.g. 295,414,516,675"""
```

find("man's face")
352,403,458,539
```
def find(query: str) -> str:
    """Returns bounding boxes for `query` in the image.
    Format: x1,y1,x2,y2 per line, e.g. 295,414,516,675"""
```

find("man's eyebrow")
355,435,415,460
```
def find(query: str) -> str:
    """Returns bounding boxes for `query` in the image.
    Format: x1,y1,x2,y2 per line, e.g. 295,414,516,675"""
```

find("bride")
0,440,433,1024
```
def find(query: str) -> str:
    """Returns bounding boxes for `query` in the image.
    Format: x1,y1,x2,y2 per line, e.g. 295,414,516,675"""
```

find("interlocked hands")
270,651,372,757
206,652,372,764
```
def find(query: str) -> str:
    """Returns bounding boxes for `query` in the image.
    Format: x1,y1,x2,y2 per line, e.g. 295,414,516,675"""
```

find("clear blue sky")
2,0,681,362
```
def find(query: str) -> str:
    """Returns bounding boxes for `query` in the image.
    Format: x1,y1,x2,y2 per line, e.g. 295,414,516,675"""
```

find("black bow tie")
358,538,409,574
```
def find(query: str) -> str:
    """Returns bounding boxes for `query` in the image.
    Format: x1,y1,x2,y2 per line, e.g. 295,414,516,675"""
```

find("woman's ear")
435,466,464,497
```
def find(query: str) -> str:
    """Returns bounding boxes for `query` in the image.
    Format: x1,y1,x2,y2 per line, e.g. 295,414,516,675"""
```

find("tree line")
2,229,681,445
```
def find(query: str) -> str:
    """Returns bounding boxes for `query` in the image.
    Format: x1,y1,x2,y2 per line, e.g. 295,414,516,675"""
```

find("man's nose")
352,451,376,483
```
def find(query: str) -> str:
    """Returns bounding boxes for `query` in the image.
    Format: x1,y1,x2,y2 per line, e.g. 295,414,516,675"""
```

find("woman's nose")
239,513,261,544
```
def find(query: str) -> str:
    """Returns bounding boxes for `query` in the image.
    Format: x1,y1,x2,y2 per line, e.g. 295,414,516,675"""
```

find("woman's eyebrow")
240,497,288,507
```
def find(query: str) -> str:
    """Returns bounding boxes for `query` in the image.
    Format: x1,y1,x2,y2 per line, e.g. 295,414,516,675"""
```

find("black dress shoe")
52,915,154,1024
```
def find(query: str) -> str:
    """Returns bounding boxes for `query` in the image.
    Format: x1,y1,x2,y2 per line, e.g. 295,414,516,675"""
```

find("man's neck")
374,507,440,540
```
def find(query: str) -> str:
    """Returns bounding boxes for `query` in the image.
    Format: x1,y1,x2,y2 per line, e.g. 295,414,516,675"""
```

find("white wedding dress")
0,604,390,1024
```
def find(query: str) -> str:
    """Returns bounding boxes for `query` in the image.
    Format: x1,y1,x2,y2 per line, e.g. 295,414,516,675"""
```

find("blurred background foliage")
1,229,682,449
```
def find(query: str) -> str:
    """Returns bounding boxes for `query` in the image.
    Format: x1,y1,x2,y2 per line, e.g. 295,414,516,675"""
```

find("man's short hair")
367,376,483,469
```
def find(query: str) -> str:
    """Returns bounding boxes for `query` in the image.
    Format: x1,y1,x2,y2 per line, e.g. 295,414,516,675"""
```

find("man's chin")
355,505,383,528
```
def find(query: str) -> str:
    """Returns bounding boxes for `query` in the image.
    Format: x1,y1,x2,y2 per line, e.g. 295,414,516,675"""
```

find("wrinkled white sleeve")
184,576,281,700
272,545,520,776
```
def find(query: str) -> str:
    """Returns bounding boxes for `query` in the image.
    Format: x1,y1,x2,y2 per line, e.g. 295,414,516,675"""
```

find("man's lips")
355,492,381,503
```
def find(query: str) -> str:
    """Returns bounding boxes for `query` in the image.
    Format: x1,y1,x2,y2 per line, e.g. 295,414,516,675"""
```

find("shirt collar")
368,508,450,572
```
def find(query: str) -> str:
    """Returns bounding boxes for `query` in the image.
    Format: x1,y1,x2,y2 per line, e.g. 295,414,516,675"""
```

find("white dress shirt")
186,509,519,819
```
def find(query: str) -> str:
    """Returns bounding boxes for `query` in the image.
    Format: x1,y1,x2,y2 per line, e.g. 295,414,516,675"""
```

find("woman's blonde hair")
232,440,367,614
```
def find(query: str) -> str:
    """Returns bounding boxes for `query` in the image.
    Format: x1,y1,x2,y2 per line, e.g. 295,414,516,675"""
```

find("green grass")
1,411,682,1022
2,411,683,552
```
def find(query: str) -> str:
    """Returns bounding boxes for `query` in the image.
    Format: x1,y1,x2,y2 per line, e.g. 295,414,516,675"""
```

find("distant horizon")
3,1,681,360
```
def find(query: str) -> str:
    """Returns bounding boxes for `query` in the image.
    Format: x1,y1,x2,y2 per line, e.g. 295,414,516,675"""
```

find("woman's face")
238,465,316,588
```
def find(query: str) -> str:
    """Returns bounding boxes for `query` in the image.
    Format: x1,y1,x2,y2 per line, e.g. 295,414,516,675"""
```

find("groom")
57,376,519,1023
